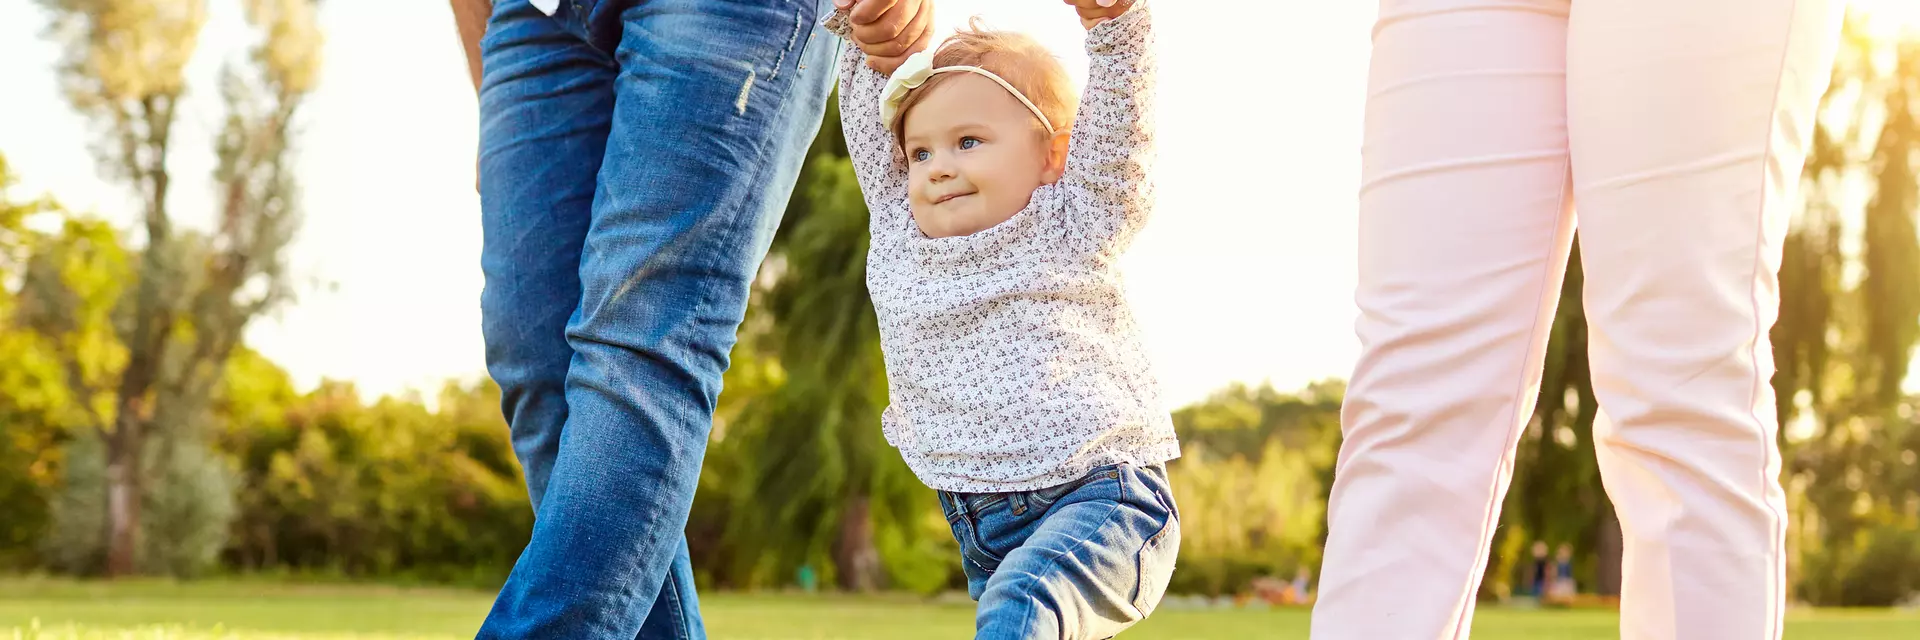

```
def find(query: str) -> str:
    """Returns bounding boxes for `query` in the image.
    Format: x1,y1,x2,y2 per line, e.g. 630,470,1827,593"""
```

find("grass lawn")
2,578,1917,639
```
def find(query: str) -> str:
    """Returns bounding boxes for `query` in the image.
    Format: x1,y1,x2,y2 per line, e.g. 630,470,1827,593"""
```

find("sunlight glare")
1855,0,1920,39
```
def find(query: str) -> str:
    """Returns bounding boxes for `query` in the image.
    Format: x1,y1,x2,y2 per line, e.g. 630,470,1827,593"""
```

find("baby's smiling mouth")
933,191,976,205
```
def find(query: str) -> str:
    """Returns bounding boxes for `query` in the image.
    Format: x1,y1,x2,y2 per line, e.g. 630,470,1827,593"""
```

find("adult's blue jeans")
473,0,835,637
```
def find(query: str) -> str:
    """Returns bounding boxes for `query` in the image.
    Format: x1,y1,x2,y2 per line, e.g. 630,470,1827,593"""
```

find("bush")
1797,524,1920,606
41,431,238,577
42,432,105,575
218,380,532,584
1168,555,1303,598
139,437,239,577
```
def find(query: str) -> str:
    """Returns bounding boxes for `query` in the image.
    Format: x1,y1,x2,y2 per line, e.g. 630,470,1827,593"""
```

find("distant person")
1290,567,1316,605
1314,0,1845,638
829,0,1179,637
448,0,932,636
798,564,820,593
1552,543,1577,601
1529,540,1551,599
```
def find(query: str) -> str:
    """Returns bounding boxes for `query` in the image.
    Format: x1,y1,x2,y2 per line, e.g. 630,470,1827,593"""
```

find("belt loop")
1010,493,1027,516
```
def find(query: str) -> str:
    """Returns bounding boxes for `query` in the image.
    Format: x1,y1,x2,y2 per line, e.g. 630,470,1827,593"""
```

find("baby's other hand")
1062,0,1133,30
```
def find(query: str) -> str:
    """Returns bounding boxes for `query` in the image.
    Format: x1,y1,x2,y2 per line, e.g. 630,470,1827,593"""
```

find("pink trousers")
1312,1,1844,638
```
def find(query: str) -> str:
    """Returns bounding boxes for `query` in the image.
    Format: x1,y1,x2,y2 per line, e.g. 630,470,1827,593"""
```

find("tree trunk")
99,96,178,578
1596,504,1623,597
834,495,882,592
104,319,164,577
102,415,143,577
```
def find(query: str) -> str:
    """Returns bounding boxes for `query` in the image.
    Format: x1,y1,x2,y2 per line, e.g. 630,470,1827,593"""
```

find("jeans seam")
665,572,688,640
993,500,1126,630
1014,578,1039,640
946,494,1005,568
1129,467,1176,613
970,494,1009,514
1028,466,1121,515
967,511,1006,564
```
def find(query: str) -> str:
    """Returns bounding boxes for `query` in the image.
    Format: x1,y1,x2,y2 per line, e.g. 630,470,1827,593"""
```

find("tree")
33,0,322,576
702,95,942,592
1166,382,1343,596
1774,21,1920,606
0,153,86,569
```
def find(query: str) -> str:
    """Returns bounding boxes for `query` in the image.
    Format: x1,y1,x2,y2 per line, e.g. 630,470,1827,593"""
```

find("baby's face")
902,74,1065,238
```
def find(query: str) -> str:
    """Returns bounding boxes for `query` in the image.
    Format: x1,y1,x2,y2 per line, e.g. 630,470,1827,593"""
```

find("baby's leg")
973,465,1179,640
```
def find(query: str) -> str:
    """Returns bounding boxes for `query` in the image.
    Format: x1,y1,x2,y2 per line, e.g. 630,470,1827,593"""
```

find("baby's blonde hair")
891,18,1077,150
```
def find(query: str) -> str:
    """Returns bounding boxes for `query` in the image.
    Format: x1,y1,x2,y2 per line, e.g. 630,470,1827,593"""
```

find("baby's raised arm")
825,11,913,221
1060,0,1156,253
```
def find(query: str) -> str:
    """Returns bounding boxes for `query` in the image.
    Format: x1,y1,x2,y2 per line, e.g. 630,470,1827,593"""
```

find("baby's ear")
1041,132,1071,184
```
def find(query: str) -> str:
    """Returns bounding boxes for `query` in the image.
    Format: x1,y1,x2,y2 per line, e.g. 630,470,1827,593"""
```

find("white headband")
880,49,1056,137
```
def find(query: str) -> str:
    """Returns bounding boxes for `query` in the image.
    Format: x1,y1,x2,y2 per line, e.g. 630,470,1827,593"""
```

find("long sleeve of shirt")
822,11,912,231
1060,3,1158,255
823,3,1178,493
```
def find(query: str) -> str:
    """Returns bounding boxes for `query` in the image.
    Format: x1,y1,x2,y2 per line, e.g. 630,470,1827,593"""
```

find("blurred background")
0,0,1917,638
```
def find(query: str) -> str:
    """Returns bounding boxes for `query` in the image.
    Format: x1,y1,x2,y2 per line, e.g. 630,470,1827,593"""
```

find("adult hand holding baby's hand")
1062,0,1133,30
838,0,936,76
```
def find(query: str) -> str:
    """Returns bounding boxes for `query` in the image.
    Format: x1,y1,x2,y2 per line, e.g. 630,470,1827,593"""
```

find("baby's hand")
1062,0,1133,30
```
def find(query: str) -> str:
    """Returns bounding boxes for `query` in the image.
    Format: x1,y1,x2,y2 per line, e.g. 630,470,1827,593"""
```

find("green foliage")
1774,20,1920,607
138,436,239,577
10,203,252,578
42,430,237,577
1165,382,1342,596
0,156,74,569
4,7,1920,605
41,433,104,575
1798,524,1920,607
218,378,532,584
27,0,322,577
696,93,945,592
2,160,528,582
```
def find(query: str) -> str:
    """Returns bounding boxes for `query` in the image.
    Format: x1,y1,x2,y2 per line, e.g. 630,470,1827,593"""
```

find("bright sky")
1,1,1913,408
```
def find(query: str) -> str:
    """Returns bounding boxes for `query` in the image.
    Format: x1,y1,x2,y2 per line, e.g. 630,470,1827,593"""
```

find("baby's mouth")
933,192,975,205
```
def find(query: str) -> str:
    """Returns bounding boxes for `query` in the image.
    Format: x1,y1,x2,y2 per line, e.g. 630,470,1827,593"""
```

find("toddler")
824,1,1178,638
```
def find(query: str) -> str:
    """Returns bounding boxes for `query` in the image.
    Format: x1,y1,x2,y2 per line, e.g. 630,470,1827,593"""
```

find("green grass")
1,578,1916,639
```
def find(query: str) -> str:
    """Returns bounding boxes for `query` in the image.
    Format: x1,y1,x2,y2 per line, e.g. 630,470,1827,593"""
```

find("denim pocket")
547,0,613,56
941,494,1005,573
796,0,834,70
1131,475,1180,616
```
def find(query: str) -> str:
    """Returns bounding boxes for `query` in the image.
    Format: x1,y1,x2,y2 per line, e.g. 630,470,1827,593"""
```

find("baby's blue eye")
960,137,981,149
913,149,930,162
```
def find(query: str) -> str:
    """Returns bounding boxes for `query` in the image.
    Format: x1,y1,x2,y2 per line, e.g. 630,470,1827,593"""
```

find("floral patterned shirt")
824,2,1178,493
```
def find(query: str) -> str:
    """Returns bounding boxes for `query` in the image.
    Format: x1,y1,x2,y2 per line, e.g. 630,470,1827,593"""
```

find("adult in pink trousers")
1313,1,1845,638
